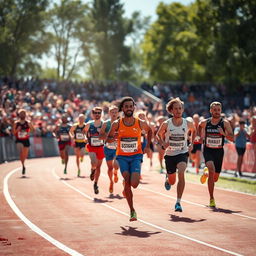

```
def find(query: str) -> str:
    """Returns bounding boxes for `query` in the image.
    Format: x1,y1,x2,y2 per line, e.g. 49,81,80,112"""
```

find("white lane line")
139,186,256,221
99,172,256,221
52,169,243,256
3,167,84,256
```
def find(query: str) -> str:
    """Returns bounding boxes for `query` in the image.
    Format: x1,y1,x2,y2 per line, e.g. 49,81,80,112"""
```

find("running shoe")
164,175,171,190
80,156,84,162
90,169,95,181
109,182,113,194
159,168,164,174
209,199,216,208
175,202,183,212
94,183,99,194
22,166,26,175
61,159,65,164
114,171,118,183
77,169,81,177
64,168,67,175
130,211,137,222
200,167,208,184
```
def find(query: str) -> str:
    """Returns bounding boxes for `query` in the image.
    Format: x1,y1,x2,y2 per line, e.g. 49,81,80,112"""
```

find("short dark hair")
118,96,136,112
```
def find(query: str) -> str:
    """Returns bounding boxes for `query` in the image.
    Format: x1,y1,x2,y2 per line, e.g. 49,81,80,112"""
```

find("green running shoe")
130,211,137,222
209,199,216,208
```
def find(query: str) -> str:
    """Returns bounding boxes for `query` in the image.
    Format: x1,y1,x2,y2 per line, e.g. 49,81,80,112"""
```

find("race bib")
106,141,117,149
76,133,85,140
120,137,138,153
18,131,28,138
169,135,185,151
60,134,70,141
91,137,104,146
169,141,185,151
206,137,222,148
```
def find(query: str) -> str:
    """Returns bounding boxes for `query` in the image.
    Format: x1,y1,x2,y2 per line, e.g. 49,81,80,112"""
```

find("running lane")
1,155,255,256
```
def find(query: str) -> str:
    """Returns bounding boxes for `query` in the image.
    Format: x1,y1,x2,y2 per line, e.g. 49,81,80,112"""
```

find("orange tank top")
116,118,143,156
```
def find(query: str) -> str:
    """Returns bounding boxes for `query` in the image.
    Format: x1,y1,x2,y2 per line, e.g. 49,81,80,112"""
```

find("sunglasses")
93,111,101,115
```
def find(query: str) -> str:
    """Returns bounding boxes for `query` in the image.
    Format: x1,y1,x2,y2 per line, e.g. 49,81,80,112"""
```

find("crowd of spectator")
141,81,256,119
1,77,256,140
0,77,157,138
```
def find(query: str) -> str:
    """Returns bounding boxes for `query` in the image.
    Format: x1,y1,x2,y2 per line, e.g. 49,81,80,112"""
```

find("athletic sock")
176,198,181,204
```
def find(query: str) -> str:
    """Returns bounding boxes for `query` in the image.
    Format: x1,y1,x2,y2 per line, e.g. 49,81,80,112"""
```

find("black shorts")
164,152,188,174
75,142,86,149
15,139,30,147
236,147,246,156
191,143,202,154
203,147,224,173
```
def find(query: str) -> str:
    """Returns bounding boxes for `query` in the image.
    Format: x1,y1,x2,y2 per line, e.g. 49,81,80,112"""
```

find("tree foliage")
90,0,133,80
48,0,88,80
142,0,256,85
0,0,49,76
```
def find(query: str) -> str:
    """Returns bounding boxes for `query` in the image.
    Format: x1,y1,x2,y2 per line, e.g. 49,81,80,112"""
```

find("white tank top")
165,118,188,156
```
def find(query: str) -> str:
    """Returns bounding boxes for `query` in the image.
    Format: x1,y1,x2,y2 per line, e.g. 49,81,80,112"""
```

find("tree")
90,0,133,80
0,0,49,76
48,0,88,80
142,2,203,82
195,0,256,86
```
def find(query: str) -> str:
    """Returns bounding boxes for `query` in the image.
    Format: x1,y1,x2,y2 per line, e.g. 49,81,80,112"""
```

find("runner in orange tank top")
107,97,152,221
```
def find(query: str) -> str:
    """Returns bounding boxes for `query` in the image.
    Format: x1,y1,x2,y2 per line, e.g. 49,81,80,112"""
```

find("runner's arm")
156,121,169,150
105,120,119,143
28,121,35,133
13,122,18,136
99,122,107,140
187,120,196,146
222,120,234,142
139,119,153,152
69,125,76,139
198,119,207,143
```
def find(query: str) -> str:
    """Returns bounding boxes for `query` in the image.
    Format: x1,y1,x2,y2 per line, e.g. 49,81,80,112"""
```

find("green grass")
153,166,256,195
185,171,256,195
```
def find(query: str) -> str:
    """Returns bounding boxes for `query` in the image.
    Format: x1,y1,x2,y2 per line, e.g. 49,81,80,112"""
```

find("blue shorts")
104,146,116,161
116,154,143,174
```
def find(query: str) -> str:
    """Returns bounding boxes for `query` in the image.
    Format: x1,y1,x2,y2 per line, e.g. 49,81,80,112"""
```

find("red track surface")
1,154,256,256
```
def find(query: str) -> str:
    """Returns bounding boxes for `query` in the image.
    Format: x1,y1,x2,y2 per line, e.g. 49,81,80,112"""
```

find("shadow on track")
115,226,161,238
94,198,113,203
59,177,73,181
169,214,206,223
17,176,30,179
210,207,242,214
107,194,124,200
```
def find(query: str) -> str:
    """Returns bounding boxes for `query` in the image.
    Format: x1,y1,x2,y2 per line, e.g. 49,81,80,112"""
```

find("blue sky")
122,0,193,20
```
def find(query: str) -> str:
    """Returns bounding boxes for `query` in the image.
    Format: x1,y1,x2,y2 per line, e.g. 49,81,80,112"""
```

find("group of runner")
13,96,235,222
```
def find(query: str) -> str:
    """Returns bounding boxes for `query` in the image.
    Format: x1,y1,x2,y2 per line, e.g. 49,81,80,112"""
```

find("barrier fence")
0,137,74,163
223,143,255,173
0,137,255,173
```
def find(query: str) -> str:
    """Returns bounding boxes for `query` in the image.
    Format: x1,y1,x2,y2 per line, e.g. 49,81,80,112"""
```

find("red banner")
29,137,44,158
222,143,255,173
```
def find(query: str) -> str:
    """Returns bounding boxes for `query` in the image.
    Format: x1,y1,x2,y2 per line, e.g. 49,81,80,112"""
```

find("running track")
1,154,256,256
